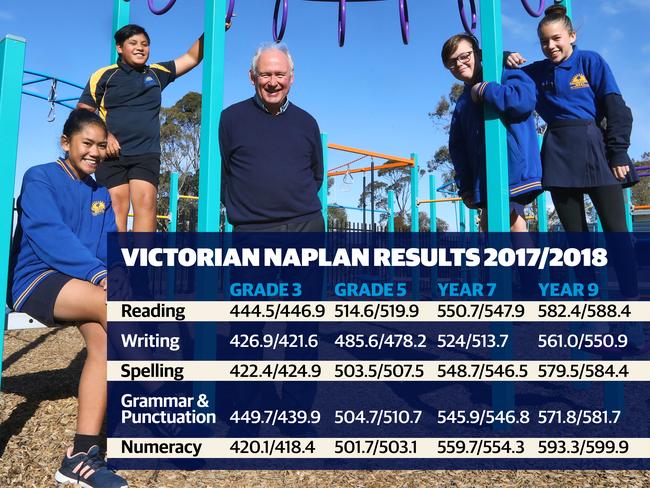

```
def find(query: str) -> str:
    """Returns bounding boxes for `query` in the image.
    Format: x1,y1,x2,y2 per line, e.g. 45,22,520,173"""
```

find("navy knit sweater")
219,98,324,226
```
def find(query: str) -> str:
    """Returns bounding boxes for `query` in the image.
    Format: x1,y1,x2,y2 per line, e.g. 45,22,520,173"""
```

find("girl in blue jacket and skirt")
442,34,543,232
10,109,127,487
507,5,642,349
506,5,637,231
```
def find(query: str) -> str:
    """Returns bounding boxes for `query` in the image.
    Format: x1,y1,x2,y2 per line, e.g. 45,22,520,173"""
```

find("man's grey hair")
250,42,295,76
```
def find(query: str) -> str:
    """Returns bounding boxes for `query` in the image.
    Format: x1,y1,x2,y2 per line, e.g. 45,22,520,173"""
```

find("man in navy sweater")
219,43,324,231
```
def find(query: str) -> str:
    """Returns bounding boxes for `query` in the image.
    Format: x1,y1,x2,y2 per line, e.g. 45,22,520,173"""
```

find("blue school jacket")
10,159,116,310
521,47,637,188
449,68,543,206
522,47,620,124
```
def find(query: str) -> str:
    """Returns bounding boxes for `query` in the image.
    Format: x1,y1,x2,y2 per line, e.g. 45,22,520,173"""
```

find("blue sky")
2,0,649,229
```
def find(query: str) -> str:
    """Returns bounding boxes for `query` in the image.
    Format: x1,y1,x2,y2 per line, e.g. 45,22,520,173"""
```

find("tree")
327,177,335,195
435,217,450,232
328,206,348,229
158,92,202,230
358,179,388,218
358,166,426,222
427,83,464,183
526,198,560,231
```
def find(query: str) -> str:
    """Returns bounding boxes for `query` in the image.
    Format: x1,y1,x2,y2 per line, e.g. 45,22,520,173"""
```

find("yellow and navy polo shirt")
79,60,176,156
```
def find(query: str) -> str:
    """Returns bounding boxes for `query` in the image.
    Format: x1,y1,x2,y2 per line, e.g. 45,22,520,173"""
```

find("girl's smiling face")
538,20,576,64
61,124,107,178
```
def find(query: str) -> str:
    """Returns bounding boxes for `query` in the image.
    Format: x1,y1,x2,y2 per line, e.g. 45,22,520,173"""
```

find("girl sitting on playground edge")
442,33,543,232
10,109,128,487
77,24,204,233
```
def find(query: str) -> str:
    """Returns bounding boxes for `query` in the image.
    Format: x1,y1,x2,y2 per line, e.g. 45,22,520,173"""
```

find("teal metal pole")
410,154,419,232
410,154,420,297
320,133,329,231
0,35,26,390
480,0,510,232
169,172,179,232
459,201,466,232
536,136,548,232
429,175,437,233
537,192,548,232
195,1,227,413
198,0,227,232
225,218,233,232
429,175,438,296
387,189,395,285
557,0,572,18
469,209,478,232
624,188,632,231
480,0,514,422
111,0,130,63
166,173,178,296
387,190,395,232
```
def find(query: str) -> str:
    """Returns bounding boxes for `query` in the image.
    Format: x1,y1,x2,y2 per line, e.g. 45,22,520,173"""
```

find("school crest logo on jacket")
569,73,589,89
91,201,106,216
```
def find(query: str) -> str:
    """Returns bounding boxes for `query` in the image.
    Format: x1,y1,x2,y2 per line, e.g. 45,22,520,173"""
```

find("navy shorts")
95,153,161,189
479,201,526,226
233,214,325,232
19,272,73,326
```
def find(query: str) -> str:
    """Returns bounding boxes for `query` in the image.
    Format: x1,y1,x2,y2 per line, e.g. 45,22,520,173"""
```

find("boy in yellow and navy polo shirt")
78,24,203,232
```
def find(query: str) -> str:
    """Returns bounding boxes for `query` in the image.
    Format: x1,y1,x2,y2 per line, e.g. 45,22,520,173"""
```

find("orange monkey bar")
327,142,414,177
633,205,650,210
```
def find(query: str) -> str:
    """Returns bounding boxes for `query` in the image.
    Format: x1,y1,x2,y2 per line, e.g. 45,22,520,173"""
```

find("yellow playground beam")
416,197,462,205
127,213,170,220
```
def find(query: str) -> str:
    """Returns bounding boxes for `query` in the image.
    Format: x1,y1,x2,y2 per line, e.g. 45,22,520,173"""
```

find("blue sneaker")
55,445,128,487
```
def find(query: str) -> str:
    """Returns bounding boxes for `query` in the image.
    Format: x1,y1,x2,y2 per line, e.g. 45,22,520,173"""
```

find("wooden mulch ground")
1,328,648,487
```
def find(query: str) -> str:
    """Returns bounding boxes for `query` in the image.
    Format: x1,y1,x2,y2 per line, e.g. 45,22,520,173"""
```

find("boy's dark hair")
538,4,574,36
62,109,107,139
114,24,150,46
441,34,480,67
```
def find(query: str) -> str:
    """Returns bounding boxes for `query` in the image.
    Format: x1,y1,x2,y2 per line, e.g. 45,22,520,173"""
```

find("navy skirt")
541,119,637,189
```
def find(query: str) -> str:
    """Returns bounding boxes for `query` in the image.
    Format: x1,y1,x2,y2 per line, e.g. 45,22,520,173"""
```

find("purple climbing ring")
273,0,289,41
147,0,177,15
338,0,347,47
521,0,546,17
399,0,409,45
457,0,477,34
226,0,235,30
